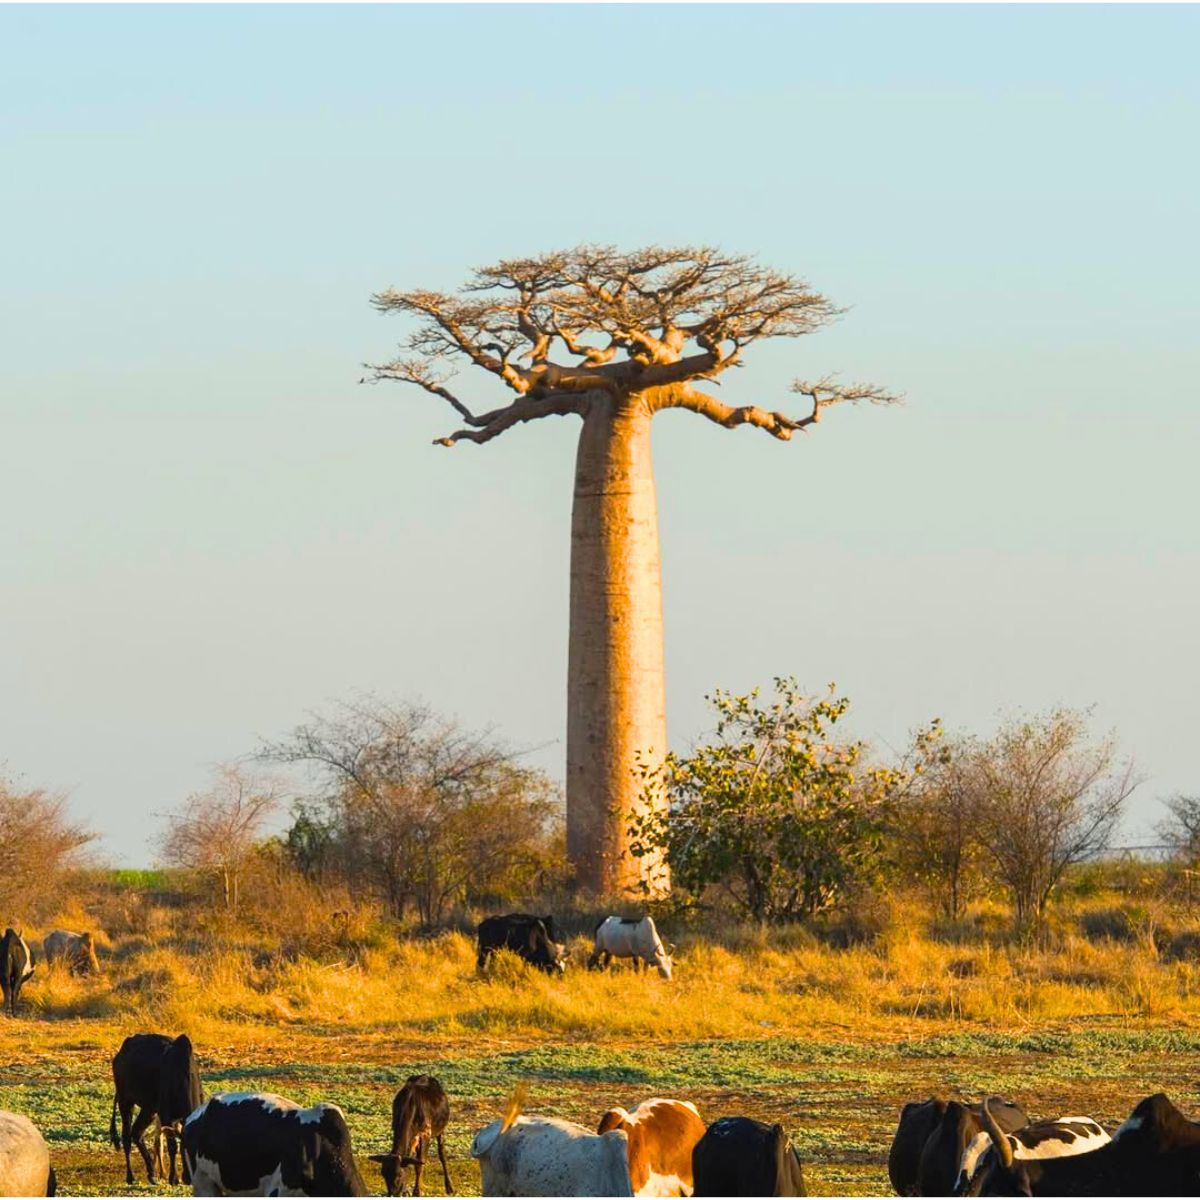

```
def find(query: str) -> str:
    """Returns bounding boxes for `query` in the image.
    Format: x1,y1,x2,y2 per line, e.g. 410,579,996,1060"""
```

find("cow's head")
367,1152,404,1197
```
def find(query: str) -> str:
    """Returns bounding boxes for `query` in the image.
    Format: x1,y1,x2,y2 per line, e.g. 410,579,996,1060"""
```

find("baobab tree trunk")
567,396,669,897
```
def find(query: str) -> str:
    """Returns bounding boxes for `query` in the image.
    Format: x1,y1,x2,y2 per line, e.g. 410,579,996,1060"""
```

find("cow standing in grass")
588,916,673,979
476,914,566,975
110,1033,203,1186
691,1117,806,1197
368,1075,453,1197
597,1099,706,1196
43,930,101,975
1,928,35,1017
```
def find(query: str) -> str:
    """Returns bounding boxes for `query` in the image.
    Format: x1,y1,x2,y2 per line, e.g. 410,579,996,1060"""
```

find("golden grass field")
6,892,1200,1197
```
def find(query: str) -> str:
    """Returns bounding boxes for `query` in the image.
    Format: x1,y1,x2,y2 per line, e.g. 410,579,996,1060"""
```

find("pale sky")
2,5,1197,864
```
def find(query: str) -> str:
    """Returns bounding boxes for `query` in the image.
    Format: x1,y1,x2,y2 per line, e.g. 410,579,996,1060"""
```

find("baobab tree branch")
434,390,592,447
367,359,487,426
791,376,903,409
670,387,817,440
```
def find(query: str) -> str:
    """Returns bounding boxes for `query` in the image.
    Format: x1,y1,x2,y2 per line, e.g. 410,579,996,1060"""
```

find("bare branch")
435,391,593,448
366,359,485,426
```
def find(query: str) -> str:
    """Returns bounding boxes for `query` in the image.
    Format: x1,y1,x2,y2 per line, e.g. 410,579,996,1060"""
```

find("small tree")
970,709,1138,935
628,679,934,924
889,742,982,922
1157,795,1200,866
158,765,281,912
0,775,95,919
265,697,565,923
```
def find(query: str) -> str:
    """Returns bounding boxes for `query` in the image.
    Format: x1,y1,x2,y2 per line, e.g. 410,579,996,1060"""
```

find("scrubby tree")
627,679,936,923
265,697,564,924
970,709,1138,935
367,246,897,896
158,765,281,913
0,774,95,919
1157,795,1200,865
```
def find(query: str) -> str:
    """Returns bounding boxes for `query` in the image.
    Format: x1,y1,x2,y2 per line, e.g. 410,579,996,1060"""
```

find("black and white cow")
588,917,674,980
110,1033,204,1186
0,1109,56,1196
1,928,35,1017
964,1093,1200,1196
889,1096,1028,1196
691,1116,806,1197
476,914,566,975
183,1092,368,1197
368,1074,453,1197
950,1110,1109,1194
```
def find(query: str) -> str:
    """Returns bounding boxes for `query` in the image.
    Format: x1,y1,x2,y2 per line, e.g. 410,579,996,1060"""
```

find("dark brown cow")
368,1075,452,1197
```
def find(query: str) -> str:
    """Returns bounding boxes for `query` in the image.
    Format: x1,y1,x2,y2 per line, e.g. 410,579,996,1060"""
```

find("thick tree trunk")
567,397,669,897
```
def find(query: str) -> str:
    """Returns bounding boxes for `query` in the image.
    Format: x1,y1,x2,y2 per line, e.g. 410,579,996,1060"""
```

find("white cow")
471,1115,633,1197
0,1110,54,1197
588,916,674,980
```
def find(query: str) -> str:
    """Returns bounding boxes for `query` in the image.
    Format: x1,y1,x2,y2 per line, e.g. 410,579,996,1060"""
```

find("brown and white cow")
597,1100,706,1197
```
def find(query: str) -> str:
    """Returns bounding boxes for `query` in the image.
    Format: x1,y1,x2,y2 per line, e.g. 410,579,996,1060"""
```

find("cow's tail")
981,1099,1014,1169
109,1093,120,1149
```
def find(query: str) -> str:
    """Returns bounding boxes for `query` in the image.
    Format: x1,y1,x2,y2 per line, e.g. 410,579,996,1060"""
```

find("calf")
1,928,35,1017
476,914,566,975
110,1032,203,1186
964,1093,1200,1196
183,1092,368,1197
691,1116,806,1197
0,1110,56,1196
471,1113,633,1196
368,1074,453,1197
888,1096,1028,1196
597,1098,706,1196
43,929,101,975
589,916,673,979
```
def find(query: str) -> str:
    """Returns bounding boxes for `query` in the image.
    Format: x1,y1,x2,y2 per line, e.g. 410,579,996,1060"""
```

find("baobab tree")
368,246,897,896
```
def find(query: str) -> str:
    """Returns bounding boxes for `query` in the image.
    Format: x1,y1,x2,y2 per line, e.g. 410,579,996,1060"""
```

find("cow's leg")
130,1106,158,1184
118,1098,137,1186
436,1133,453,1194
166,1127,180,1186
586,947,602,970
412,1134,427,1197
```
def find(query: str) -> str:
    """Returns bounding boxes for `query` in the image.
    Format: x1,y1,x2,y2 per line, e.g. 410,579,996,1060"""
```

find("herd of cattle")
5,918,1200,1195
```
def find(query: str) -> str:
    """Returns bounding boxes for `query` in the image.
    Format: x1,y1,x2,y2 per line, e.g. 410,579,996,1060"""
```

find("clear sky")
2,4,1197,864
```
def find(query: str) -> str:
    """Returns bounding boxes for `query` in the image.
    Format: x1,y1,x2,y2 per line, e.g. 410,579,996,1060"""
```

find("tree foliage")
157,765,281,913
264,697,564,924
1157,795,1200,866
0,775,95,921
628,679,939,924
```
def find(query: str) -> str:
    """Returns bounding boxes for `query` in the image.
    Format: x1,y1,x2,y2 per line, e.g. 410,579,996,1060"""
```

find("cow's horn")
981,1098,1013,1169
500,1081,528,1132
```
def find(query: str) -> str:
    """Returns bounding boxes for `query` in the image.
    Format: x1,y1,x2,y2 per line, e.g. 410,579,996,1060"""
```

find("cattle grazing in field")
597,1098,706,1196
588,916,673,979
963,1092,1200,1196
43,929,101,975
888,1096,1028,1196
951,1111,1109,1194
471,1113,634,1196
1,928,35,1017
110,1032,204,1186
183,1092,368,1197
476,914,566,975
368,1074,453,1197
0,1110,56,1196
691,1116,806,1197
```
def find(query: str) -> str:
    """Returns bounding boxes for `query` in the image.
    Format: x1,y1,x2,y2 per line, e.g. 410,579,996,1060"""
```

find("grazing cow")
691,1116,806,1197
43,929,101,975
950,1112,1109,1194
588,916,674,979
471,1114,633,1196
368,1074,453,1197
1,928,35,1017
888,1096,1028,1196
476,914,566,975
110,1032,204,1186
0,1110,56,1196
964,1093,1200,1196
597,1099,706,1196
183,1092,368,1197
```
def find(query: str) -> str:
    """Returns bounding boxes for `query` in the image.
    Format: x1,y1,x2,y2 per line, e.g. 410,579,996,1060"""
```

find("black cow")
889,1096,1028,1196
183,1092,368,1197
692,1116,806,1196
1,928,35,1017
110,1032,203,1186
368,1074,453,1197
964,1093,1200,1196
476,913,566,975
